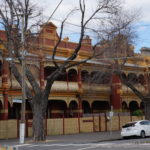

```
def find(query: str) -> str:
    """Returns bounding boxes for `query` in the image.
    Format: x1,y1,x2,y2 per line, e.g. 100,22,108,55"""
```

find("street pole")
19,13,26,144
110,105,113,136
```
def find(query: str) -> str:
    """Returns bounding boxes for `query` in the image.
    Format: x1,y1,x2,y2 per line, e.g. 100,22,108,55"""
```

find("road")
4,137,150,150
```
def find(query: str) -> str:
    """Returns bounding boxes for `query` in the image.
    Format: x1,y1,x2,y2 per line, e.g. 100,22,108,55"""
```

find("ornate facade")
0,22,148,120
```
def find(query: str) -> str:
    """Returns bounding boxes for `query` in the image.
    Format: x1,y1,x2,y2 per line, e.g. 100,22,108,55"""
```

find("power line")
46,0,63,23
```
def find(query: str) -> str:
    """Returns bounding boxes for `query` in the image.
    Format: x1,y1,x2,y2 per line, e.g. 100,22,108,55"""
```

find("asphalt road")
4,137,150,150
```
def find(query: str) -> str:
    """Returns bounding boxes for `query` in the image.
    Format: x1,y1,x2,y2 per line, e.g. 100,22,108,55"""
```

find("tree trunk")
144,98,150,120
32,94,47,141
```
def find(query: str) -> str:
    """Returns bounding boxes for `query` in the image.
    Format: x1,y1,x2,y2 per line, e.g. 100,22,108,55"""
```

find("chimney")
82,35,91,45
141,47,150,56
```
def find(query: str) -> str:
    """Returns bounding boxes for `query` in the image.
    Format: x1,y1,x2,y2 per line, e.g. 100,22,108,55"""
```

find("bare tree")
93,9,150,119
0,0,135,141
106,11,150,119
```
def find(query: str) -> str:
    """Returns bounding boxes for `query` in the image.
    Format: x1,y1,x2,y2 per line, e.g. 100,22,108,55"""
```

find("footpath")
0,131,121,146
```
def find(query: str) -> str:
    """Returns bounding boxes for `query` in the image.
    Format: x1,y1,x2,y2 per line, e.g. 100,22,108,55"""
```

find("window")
122,122,136,128
140,121,150,125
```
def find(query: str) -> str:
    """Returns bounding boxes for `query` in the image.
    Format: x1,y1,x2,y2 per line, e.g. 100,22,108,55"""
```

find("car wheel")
140,131,146,138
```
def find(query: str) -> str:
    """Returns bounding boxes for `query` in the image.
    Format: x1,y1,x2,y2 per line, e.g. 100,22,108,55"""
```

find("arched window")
0,101,3,119
11,102,21,119
44,66,56,79
128,73,138,84
138,74,145,85
121,73,127,80
82,101,91,113
122,101,128,110
68,69,77,82
102,72,111,84
91,71,100,84
26,100,32,119
81,70,90,83
44,66,67,81
129,101,139,112
0,61,2,76
69,101,78,117
92,101,110,113
47,100,67,118
140,102,144,110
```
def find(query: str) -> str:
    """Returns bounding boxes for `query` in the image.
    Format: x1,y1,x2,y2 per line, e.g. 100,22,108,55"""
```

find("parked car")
121,120,150,138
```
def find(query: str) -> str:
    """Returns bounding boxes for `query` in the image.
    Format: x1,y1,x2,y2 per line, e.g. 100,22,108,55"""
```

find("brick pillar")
78,67,82,92
144,69,149,92
77,67,83,117
111,74,122,109
40,61,44,90
76,94,83,117
2,60,9,120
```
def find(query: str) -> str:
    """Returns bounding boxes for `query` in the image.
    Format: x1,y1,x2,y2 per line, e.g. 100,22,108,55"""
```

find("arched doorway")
128,73,138,84
44,66,56,79
11,102,21,119
140,102,144,111
82,101,91,114
0,100,2,119
91,71,99,84
129,101,139,112
122,101,128,111
121,73,127,80
81,70,90,83
26,100,32,119
138,74,145,85
68,69,77,82
69,101,78,117
92,101,110,113
47,100,67,118
8,101,13,119
102,72,111,84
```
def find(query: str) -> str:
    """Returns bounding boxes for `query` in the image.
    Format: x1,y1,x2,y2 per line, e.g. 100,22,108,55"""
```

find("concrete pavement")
0,131,121,146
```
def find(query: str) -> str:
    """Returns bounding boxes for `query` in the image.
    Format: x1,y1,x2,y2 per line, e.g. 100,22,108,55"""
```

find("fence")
0,113,145,139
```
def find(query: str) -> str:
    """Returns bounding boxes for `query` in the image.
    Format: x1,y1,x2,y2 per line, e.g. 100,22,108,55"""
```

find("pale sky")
1,0,150,53
33,0,150,53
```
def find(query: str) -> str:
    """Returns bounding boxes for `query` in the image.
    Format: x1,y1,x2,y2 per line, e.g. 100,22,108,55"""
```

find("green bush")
132,109,143,116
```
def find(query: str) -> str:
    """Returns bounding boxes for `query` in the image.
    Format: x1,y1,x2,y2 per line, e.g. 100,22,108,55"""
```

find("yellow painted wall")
0,120,17,139
132,116,144,122
93,116,100,132
80,117,93,133
0,115,146,139
107,116,119,131
64,118,79,134
28,120,33,137
47,118,63,135
120,116,131,128
100,116,106,131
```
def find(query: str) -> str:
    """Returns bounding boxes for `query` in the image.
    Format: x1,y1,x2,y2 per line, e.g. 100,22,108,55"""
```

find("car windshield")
122,122,136,128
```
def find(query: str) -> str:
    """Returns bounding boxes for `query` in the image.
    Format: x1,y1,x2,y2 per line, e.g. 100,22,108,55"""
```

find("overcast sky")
31,0,150,53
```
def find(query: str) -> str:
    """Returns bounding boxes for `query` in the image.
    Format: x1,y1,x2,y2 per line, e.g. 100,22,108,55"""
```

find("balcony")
122,84,146,94
82,83,110,93
8,79,111,94
10,80,79,93
51,81,79,92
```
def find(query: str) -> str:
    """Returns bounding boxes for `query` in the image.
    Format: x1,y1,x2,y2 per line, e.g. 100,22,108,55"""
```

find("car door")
140,121,150,136
146,121,150,135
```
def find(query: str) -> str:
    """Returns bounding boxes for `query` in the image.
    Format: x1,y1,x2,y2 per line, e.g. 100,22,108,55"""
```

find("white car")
121,120,150,138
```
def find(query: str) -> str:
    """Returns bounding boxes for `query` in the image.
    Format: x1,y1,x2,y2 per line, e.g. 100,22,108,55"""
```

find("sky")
32,0,150,53
1,0,150,53
124,0,150,53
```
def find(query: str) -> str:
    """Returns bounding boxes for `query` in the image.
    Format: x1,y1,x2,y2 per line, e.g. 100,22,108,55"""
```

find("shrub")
132,109,143,116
